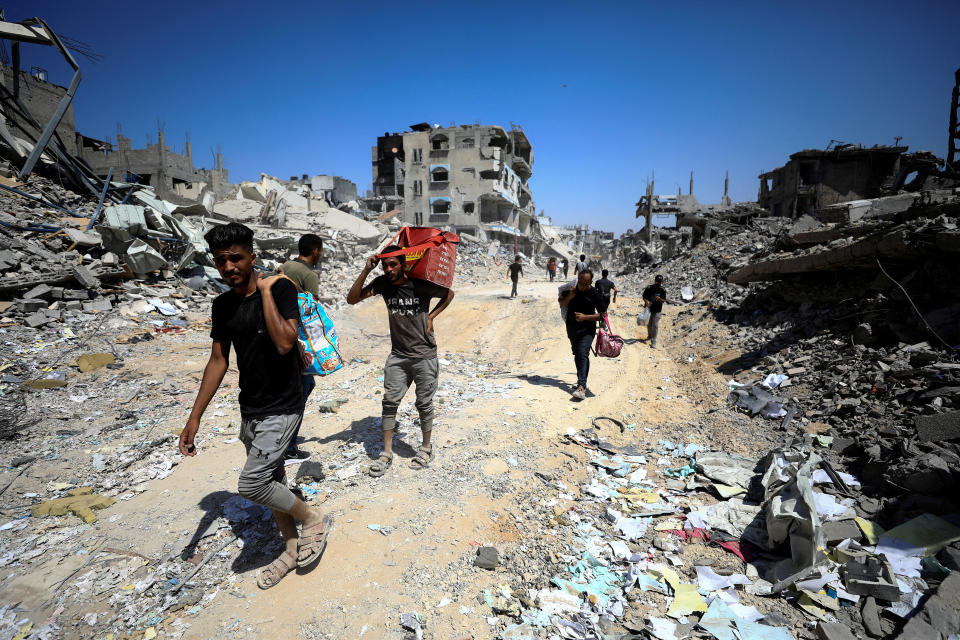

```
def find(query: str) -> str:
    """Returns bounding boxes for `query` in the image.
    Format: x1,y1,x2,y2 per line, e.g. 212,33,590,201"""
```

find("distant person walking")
642,274,668,349
277,233,324,462
575,254,589,276
346,246,455,476
561,257,569,279
594,269,618,309
547,257,557,282
180,223,332,590
558,269,606,401
508,256,523,298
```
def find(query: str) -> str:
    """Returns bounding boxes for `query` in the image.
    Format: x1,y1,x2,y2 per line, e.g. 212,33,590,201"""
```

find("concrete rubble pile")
591,187,960,639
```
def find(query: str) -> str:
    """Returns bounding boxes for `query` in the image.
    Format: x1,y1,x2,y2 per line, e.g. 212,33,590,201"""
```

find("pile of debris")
610,187,960,638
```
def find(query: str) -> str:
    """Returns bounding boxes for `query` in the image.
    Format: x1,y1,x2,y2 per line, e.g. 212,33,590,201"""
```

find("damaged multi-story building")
372,123,538,251
756,144,957,220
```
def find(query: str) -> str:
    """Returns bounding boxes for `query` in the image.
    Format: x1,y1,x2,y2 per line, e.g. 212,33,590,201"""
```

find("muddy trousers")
569,332,594,389
381,354,439,433
647,312,662,346
238,413,301,512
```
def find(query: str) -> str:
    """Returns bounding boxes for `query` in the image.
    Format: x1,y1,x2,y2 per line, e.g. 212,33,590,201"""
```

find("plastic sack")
595,314,624,358
558,280,576,321
637,308,651,324
297,292,344,376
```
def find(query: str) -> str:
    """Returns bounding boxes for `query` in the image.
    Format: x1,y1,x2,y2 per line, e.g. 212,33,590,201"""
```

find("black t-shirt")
643,284,667,314
565,286,605,338
595,277,615,300
508,263,523,281
371,275,448,359
210,279,303,419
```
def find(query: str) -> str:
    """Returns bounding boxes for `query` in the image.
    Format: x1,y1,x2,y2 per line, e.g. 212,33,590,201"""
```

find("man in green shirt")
277,233,323,461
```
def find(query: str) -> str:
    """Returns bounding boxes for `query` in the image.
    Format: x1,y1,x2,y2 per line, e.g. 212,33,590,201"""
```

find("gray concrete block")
62,289,89,301
915,411,960,442
72,264,100,289
23,283,52,299
937,546,960,572
921,594,960,636
82,298,112,313
896,616,942,640
23,312,48,328
816,622,858,640
19,299,46,312
938,572,960,609
64,300,83,311
823,519,862,545
861,596,883,638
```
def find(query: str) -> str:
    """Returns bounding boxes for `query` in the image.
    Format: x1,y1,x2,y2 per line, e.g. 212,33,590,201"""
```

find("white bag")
637,308,651,324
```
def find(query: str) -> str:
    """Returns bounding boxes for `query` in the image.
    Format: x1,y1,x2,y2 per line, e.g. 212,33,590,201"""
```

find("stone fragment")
77,353,116,373
473,546,500,570
31,488,115,523
72,264,100,289
896,616,942,640
23,311,48,328
82,298,112,313
937,546,960,571
861,596,883,638
915,411,960,442
822,520,862,545
815,622,858,640
23,283,52,299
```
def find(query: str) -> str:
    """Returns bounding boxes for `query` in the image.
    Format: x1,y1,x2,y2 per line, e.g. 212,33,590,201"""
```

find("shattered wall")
0,64,78,155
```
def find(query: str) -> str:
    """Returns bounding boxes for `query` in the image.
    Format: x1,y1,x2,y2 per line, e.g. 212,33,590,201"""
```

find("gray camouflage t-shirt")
371,275,448,359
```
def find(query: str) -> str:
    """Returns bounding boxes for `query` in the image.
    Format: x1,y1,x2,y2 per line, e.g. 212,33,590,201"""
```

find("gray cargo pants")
381,353,438,432
647,312,662,346
237,413,301,512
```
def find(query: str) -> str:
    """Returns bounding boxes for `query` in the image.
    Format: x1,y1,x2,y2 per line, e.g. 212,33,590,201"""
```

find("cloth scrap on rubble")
698,598,795,640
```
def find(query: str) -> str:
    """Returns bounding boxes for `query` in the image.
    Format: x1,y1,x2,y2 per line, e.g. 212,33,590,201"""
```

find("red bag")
595,314,624,358
377,227,459,288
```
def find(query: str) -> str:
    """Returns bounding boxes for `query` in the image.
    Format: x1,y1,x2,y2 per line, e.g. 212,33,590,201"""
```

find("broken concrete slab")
815,621,859,640
72,264,100,289
915,411,960,442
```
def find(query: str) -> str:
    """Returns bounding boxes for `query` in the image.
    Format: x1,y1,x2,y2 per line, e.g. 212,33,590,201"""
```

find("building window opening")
431,198,450,214
413,180,422,196
430,165,449,182
458,136,475,149
463,202,475,214
431,134,449,151
412,148,423,163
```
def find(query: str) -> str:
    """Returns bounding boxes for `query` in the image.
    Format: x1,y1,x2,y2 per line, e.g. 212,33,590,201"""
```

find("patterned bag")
595,314,624,358
297,292,344,376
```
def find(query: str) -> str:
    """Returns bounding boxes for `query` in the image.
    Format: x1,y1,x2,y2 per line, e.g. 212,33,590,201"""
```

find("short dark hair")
579,269,593,279
514,255,521,262
298,233,323,255
580,254,586,261
379,245,404,263
602,269,609,277
655,274,664,282
205,222,253,253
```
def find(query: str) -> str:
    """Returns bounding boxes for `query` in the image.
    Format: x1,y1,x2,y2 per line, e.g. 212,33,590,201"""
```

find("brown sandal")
257,551,296,589
296,513,333,568
368,452,393,477
409,444,434,469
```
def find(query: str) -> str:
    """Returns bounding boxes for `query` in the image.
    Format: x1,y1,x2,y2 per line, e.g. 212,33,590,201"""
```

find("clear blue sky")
13,0,960,233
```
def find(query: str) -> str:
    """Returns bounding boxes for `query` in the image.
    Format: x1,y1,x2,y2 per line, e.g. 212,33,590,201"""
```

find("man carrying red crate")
347,243,455,476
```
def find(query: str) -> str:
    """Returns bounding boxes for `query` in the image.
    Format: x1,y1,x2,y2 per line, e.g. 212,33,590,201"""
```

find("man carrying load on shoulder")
346,245,455,476
179,222,332,590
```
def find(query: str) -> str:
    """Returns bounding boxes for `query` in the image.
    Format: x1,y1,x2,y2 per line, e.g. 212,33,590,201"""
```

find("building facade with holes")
372,123,536,250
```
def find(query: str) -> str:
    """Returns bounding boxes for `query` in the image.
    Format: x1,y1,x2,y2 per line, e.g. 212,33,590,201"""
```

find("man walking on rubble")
642,274,668,349
276,233,324,462
547,257,557,282
559,269,606,401
561,257,569,279
575,254,589,276
346,245,455,476
180,222,332,590
508,255,523,298
594,269,618,309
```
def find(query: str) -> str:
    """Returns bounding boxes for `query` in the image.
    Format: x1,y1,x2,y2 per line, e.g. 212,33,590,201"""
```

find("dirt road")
2,277,771,639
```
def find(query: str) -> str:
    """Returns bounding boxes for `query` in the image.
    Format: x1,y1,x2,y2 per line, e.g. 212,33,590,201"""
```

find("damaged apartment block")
372,122,537,252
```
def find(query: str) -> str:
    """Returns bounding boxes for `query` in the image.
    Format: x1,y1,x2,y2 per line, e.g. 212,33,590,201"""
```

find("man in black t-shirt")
179,223,331,590
561,257,569,278
507,256,523,298
559,269,606,400
347,244,455,476
642,274,668,349
594,269,618,308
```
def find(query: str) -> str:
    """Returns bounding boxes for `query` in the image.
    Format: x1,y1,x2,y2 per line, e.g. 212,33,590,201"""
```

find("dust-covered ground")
0,272,796,640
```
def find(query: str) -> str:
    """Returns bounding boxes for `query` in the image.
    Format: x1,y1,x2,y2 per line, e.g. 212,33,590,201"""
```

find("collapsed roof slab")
728,229,960,284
